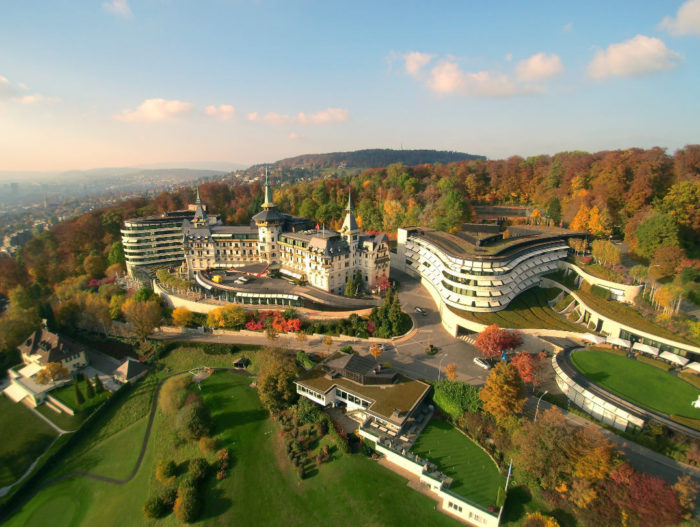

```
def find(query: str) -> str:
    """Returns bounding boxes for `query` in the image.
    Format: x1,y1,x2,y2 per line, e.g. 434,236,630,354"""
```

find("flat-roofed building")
396,223,584,313
295,353,431,433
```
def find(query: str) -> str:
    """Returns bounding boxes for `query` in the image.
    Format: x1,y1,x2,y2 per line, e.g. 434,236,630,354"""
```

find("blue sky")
0,0,699,171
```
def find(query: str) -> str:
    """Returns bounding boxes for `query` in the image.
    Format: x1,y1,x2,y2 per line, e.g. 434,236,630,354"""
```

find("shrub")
176,402,212,441
433,379,482,418
155,459,177,484
198,436,216,454
189,458,209,483
294,397,322,425
173,484,200,523
160,486,177,508
142,495,168,519
339,345,355,354
159,376,192,416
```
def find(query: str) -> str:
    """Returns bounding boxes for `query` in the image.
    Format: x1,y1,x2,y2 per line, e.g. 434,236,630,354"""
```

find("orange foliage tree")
445,363,458,381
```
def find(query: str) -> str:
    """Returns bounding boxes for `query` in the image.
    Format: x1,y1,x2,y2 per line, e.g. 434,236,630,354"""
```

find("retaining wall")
558,261,642,303
45,395,75,416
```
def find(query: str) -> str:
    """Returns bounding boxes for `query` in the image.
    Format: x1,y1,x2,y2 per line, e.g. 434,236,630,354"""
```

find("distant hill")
244,149,484,178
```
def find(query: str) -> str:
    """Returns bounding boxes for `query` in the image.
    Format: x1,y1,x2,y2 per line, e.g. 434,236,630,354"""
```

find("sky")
1,0,699,171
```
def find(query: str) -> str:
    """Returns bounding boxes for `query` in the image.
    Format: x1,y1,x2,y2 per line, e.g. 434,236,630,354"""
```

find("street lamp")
534,390,549,422
437,353,448,381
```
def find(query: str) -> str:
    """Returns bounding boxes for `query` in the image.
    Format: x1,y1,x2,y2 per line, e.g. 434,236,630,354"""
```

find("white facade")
396,226,571,313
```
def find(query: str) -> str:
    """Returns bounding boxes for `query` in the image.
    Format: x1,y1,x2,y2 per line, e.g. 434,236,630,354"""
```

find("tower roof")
341,192,359,234
262,168,275,209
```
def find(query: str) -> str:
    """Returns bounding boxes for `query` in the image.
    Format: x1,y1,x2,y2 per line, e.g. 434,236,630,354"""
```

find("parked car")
473,357,491,370
415,306,427,315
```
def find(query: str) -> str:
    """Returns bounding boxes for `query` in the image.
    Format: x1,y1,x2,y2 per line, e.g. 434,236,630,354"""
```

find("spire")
341,191,359,234
262,167,275,209
195,187,201,205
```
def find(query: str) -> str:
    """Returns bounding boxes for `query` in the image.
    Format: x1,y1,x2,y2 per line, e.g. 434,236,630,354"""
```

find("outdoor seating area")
363,403,434,449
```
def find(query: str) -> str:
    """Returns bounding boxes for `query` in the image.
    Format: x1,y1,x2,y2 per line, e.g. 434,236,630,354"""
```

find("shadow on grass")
584,371,609,383
198,478,233,521
500,485,531,523
213,409,267,430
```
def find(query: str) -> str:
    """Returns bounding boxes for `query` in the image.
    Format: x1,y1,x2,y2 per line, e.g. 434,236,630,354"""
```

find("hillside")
245,149,484,176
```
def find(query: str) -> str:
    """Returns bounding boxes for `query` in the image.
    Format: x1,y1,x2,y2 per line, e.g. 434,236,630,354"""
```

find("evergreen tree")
85,377,95,398
344,279,354,297
74,380,85,405
93,373,105,394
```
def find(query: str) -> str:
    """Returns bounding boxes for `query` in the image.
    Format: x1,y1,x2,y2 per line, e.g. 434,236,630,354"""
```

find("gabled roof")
114,358,148,380
252,208,285,223
18,328,83,365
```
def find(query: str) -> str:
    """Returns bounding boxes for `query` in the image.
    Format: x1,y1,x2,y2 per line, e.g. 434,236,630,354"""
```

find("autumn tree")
587,205,612,237
369,343,383,360
673,475,699,520
475,324,523,359
479,361,525,423
323,335,333,354
257,349,298,412
650,245,685,280
205,305,246,329
445,362,458,381
83,252,107,279
36,362,70,384
172,307,195,327
521,512,560,527
122,298,162,341
569,204,591,231
511,351,546,390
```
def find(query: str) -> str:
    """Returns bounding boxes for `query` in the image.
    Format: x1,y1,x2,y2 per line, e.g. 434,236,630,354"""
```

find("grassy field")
411,419,504,509
50,381,110,413
570,350,700,419
449,287,586,333
5,368,462,526
0,395,58,488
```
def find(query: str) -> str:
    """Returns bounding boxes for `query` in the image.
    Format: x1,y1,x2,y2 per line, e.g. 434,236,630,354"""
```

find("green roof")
296,361,430,423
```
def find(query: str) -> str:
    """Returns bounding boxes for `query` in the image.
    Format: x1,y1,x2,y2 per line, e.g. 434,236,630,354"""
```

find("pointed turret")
193,186,207,226
341,191,359,234
262,168,275,210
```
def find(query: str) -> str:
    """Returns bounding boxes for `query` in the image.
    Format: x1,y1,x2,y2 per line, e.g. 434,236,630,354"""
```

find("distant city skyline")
1,1,699,171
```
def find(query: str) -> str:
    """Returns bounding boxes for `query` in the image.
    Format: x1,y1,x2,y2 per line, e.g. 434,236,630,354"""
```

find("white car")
473,357,491,370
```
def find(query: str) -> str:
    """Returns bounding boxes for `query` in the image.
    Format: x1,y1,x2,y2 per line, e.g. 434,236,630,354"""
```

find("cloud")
288,132,301,140
102,0,132,17
660,0,700,36
404,51,435,77
588,35,680,79
427,60,532,97
562,22,573,33
296,107,349,124
516,52,564,82
505,53,513,62
16,93,61,104
115,98,193,122
205,104,236,120
248,107,349,125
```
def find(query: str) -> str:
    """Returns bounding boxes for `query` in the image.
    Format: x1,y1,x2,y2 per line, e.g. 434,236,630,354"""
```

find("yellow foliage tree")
445,363,458,381
569,204,591,231
587,205,612,237
522,511,560,527
36,362,70,384
172,307,195,327
369,343,383,360
479,362,525,423
122,298,162,340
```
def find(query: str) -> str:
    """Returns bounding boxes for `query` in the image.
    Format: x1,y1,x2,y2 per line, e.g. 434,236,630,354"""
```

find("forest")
1,145,699,373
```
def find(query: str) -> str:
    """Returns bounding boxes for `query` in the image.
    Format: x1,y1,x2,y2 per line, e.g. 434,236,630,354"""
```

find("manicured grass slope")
570,350,700,419
0,395,58,487
6,369,461,526
450,288,585,333
411,419,504,509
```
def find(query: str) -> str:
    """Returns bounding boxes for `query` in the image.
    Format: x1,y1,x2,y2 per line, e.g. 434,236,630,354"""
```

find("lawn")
5,369,462,526
0,395,58,488
570,350,700,419
449,287,586,333
50,380,110,414
411,419,505,509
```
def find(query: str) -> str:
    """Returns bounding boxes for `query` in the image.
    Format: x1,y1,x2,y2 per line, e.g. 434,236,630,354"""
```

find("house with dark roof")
113,358,148,384
18,327,88,373
295,352,430,434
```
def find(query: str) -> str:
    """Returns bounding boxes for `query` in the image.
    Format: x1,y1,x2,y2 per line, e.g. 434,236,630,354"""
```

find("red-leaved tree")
474,324,524,359
511,351,547,389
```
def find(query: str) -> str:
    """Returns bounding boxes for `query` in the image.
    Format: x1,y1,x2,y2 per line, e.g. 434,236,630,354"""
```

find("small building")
295,353,430,434
18,327,88,373
113,358,149,384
